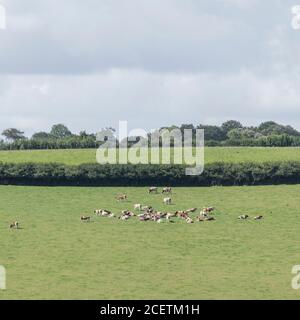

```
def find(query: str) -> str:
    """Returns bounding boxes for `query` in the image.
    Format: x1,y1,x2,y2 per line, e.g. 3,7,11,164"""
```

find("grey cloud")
0,0,300,135
0,0,297,74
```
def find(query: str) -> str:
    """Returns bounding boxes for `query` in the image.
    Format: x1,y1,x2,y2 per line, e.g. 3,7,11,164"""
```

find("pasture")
0,184,300,300
0,147,300,165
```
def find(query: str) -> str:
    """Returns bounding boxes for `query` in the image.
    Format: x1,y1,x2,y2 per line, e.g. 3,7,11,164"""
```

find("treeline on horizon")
1,120,300,150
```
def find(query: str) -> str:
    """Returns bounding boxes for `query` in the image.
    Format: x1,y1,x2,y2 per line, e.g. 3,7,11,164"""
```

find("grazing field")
0,147,300,165
0,185,300,300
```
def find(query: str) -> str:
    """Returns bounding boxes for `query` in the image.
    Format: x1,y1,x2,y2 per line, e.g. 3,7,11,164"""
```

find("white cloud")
1,69,300,135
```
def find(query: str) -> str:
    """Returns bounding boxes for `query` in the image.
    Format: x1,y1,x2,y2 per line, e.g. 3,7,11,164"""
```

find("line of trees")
1,121,300,150
179,120,300,146
0,124,101,150
0,161,300,186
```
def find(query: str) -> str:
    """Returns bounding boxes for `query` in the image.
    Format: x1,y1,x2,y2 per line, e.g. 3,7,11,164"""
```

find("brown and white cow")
162,187,172,194
204,216,215,221
119,215,130,221
142,205,152,211
202,207,215,214
165,212,175,220
149,187,158,194
186,208,197,213
94,209,111,216
116,194,127,201
80,216,91,222
254,215,263,220
9,221,19,229
94,209,102,216
197,214,215,222
175,211,188,219
119,211,135,220
107,213,115,218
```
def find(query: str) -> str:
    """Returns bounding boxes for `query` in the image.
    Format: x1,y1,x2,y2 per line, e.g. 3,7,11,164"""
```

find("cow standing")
116,194,127,201
149,187,158,194
134,204,142,211
163,198,172,205
162,187,172,194
9,221,19,229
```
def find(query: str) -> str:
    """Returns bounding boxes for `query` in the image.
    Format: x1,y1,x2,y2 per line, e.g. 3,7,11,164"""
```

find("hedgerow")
0,161,300,186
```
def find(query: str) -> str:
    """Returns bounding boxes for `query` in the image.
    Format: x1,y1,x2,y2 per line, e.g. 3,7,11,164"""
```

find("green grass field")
0,184,300,300
0,147,300,165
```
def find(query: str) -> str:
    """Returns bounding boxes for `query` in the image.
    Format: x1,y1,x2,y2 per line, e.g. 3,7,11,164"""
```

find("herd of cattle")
8,186,264,229
79,187,264,225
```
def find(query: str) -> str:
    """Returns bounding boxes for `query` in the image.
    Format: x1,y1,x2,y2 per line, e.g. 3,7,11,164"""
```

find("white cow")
134,204,142,211
163,197,172,205
120,215,130,220
94,209,111,216
186,217,194,224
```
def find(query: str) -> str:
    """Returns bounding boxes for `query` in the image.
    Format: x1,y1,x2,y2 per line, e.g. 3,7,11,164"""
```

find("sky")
0,0,300,136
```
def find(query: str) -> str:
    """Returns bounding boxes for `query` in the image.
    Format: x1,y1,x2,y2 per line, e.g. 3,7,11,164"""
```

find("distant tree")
2,128,25,141
221,120,243,135
179,124,195,133
79,131,88,138
159,125,180,132
284,125,300,136
227,128,262,140
258,121,300,137
50,124,72,139
197,125,226,141
32,132,51,140
258,121,278,131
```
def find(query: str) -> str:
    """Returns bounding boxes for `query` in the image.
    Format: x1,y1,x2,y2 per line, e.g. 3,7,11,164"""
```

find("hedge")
0,161,300,186
2,133,300,151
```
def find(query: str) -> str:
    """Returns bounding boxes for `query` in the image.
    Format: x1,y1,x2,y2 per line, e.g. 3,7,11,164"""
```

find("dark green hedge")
0,161,300,186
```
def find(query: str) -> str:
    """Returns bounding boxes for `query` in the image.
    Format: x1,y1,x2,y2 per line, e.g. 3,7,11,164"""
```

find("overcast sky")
0,0,300,136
